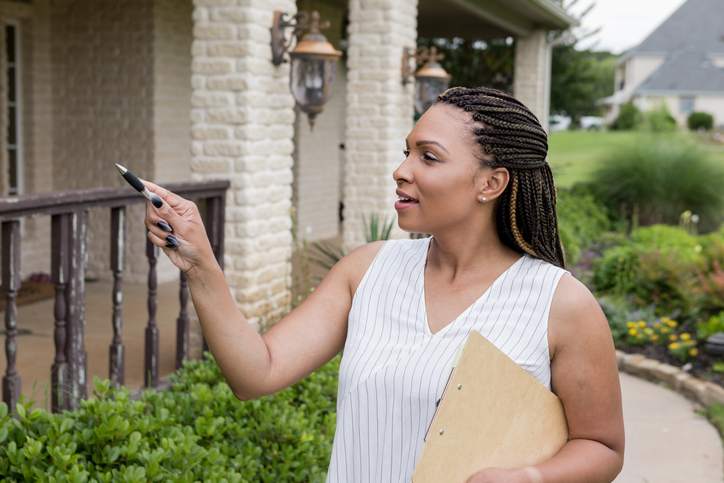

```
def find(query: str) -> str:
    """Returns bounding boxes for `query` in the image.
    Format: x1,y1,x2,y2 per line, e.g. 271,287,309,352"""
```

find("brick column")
191,0,296,328
343,0,418,249
514,29,552,132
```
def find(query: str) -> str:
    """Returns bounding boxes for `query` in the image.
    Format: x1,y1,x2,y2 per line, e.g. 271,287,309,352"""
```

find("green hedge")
687,111,714,131
592,225,722,319
0,354,340,482
556,188,612,265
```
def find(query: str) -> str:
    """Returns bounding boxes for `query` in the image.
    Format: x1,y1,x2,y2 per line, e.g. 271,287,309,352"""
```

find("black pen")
114,163,163,208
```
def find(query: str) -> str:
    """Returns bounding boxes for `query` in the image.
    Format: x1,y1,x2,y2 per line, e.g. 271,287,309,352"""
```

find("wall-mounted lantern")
402,46,451,116
270,10,342,129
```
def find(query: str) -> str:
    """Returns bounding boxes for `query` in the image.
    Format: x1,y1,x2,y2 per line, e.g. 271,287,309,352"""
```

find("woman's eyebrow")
404,137,449,153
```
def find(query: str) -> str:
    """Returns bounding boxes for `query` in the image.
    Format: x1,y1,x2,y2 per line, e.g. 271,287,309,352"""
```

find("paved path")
616,372,723,482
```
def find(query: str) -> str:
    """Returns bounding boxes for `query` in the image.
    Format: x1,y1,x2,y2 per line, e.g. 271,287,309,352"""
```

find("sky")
575,0,688,54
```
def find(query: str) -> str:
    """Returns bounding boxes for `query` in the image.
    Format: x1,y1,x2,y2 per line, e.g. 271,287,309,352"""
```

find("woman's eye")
422,152,437,162
403,149,410,158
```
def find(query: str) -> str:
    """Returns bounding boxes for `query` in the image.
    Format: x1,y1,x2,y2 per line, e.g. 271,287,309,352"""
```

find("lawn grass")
548,130,724,188
701,404,724,442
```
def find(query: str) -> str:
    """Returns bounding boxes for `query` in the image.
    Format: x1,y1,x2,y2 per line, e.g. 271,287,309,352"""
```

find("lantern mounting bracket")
270,10,331,66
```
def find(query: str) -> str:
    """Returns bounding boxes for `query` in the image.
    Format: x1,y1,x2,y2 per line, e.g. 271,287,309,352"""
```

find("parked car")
580,116,604,130
550,114,571,131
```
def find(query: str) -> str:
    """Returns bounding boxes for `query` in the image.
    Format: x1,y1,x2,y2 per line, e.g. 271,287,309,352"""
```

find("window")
5,22,21,196
679,95,695,115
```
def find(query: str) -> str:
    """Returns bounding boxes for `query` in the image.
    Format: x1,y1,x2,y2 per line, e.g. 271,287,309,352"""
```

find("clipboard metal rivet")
439,429,445,435
457,384,463,390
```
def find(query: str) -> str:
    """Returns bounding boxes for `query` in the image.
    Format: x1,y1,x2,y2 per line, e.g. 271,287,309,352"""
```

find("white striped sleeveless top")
325,236,569,483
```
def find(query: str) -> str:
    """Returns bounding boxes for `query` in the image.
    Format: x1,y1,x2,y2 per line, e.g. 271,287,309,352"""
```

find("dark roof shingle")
629,0,724,93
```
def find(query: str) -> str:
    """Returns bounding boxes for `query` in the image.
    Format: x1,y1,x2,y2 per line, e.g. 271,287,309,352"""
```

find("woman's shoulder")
343,237,427,295
547,269,608,358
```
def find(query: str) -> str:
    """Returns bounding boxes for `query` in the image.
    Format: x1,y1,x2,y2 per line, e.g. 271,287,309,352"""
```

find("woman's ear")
478,167,510,202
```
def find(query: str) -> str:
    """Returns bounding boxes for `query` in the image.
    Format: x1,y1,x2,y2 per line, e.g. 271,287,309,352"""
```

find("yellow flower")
669,342,680,350
689,348,699,357
644,328,654,335
652,335,659,342
669,334,678,341
627,321,636,329
628,328,638,336
667,320,678,328
661,327,670,334
680,333,691,341
638,321,647,328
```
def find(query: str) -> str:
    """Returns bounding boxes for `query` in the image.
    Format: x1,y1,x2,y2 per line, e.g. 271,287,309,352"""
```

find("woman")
144,86,624,483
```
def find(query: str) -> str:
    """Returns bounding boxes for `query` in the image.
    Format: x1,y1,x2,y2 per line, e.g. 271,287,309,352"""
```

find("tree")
550,46,616,125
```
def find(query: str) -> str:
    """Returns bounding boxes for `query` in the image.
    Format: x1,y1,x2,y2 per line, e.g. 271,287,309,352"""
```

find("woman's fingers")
146,216,173,241
140,179,187,209
147,228,170,250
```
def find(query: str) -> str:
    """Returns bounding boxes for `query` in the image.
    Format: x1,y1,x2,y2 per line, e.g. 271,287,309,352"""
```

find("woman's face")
392,103,492,235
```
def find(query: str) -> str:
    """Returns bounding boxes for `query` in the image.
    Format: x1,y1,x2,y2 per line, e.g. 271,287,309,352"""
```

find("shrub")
697,311,724,340
592,225,708,316
588,135,724,230
0,354,341,481
556,188,611,265
610,102,642,130
641,104,678,132
687,111,714,131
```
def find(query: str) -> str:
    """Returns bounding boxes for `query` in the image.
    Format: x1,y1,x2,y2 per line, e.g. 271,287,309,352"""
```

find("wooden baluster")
175,270,189,369
66,210,88,408
145,235,159,387
200,196,223,353
51,214,71,412
2,220,21,414
109,207,125,386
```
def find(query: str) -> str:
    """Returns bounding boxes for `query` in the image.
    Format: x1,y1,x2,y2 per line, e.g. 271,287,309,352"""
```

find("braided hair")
436,86,565,268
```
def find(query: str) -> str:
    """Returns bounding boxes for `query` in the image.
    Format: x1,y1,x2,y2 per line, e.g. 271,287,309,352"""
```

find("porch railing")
0,179,229,413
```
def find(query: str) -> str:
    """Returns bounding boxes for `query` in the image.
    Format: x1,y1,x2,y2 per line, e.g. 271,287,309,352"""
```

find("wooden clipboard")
412,330,568,482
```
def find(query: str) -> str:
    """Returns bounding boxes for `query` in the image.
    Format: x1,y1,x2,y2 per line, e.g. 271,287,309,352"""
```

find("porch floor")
0,279,194,410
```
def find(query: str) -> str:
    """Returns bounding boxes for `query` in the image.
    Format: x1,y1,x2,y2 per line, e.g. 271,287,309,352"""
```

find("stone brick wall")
0,1,53,278
152,0,193,282
191,0,297,327
153,0,192,185
51,0,155,283
513,30,552,132
342,0,417,249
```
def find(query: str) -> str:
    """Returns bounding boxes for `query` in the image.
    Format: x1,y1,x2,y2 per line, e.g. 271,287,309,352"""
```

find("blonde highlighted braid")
436,86,565,268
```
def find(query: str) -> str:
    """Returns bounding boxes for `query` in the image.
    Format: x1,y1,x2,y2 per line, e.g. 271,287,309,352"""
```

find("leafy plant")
556,187,612,265
361,212,395,242
592,225,709,317
697,311,724,340
641,104,677,133
588,135,724,231
307,212,396,274
610,102,643,130
0,353,341,481
687,112,714,131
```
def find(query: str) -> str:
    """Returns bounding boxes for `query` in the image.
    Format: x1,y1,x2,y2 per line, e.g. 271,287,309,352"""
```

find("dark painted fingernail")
165,234,179,248
156,220,173,232
151,194,163,208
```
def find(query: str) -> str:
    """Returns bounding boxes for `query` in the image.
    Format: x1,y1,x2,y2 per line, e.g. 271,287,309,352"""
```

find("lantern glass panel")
290,56,337,114
415,77,449,115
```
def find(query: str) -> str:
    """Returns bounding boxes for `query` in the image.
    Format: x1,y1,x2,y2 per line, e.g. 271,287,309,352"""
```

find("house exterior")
0,0,574,331
602,0,724,128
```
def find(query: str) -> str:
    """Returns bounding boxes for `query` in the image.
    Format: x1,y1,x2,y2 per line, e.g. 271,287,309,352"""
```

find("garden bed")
619,344,723,387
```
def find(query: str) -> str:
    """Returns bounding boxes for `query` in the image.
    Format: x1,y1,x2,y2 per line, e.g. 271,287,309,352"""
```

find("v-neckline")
420,236,526,338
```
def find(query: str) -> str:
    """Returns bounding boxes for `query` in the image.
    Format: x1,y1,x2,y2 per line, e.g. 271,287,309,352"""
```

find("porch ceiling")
418,0,576,39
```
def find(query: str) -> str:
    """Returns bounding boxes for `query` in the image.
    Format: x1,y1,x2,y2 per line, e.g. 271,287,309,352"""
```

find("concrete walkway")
616,372,723,482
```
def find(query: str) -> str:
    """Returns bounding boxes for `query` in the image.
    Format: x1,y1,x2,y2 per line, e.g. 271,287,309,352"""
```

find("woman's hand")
143,179,219,277
465,467,538,483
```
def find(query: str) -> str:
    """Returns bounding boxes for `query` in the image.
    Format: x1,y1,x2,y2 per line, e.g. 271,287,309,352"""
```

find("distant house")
602,0,724,128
